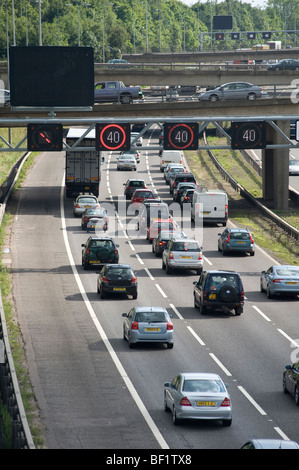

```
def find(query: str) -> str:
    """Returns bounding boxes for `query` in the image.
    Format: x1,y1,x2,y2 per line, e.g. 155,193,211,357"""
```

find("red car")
147,218,178,242
131,189,156,206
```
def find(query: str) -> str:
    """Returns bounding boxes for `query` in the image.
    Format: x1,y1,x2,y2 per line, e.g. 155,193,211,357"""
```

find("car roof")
105,263,132,268
134,306,167,313
127,179,145,182
88,236,114,240
228,227,250,232
247,439,299,449
180,372,222,381
205,270,239,274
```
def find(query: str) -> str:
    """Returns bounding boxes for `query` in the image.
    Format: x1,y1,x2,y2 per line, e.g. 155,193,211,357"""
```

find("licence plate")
113,287,126,291
236,241,245,244
209,293,216,299
180,256,191,259
145,327,160,332
90,260,101,264
203,211,210,215
197,401,215,407
286,281,297,285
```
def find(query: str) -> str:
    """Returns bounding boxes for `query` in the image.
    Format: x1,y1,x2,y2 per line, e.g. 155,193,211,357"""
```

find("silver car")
162,238,203,274
289,160,299,175
198,82,263,101
260,265,299,298
164,372,232,426
73,194,100,216
116,154,137,171
122,306,174,349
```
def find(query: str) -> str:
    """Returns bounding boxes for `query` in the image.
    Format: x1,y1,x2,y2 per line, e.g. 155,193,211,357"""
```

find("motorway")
10,127,299,450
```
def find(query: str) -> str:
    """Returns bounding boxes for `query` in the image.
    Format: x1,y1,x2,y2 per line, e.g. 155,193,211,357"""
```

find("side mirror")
261,270,265,274
193,281,198,285
164,382,171,388
115,244,119,247
285,365,292,370
122,313,128,317
81,244,86,247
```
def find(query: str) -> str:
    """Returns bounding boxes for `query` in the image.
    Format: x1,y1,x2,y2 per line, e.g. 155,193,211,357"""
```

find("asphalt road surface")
10,128,299,450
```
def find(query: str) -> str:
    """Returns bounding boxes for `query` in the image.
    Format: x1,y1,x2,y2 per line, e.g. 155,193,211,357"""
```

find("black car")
97,264,138,299
179,188,196,207
193,270,244,315
170,172,196,195
267,59,299,71
81,236,119,270
283,361,299,406
123,178,147,199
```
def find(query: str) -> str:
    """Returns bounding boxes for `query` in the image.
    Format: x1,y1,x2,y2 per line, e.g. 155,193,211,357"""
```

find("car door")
167,375,181,407
218,229,228,251
124,308,135,338
194,272,206,305
222,83,236,99
262,266,272,291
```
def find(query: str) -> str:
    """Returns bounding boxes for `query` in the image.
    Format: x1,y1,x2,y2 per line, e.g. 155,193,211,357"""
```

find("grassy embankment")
186,136,299,266
0,128,43,447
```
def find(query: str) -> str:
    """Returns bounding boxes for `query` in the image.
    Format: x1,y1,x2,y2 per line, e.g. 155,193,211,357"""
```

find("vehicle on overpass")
198,82,264,102
267,59,299,71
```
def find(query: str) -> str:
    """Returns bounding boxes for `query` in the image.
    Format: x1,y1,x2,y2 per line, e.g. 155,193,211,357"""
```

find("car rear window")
131,181,145,187
90,240,113,248
78,197,97,204
275,268,299,277
172,241,200,251
106,267,132,279
136,191,153,197
208,274,239,289
135,311,167,322
230,232,250,240
183,379,225,393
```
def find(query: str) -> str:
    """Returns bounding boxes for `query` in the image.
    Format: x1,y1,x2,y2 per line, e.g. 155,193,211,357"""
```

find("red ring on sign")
168,123,194,149
99,124,126,150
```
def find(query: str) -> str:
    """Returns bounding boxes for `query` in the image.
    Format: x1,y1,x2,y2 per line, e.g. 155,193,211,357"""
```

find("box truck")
65,128,101,197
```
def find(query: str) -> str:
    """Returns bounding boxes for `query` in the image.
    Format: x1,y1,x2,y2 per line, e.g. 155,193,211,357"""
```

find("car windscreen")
183,379,225,393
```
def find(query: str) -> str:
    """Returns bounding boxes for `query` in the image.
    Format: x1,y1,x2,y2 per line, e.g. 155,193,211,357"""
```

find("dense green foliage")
0,0,297,60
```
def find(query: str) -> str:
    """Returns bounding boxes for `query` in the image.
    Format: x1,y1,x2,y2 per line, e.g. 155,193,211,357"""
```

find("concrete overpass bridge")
0,98,298,211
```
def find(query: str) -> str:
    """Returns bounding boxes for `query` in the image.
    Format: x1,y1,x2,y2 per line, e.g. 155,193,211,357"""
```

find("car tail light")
249,234,254,243
226,233,231,243
198,253,202,260
162,160,165,164
220,397,231,407
75,203,80,208
169,252,174,259
131,321,139,330
114,249,118,255
272,279,282,283
159,241,165,246
180,397,192,406
167,322,173,330
86,248,90,255
203,290,208,301
131,276,137,283
102,276,108,283
225,204,228,216
240,290,244,301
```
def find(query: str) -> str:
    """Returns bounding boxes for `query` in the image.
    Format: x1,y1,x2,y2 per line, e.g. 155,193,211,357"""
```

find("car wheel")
128,338,135,349
120,94,133,104
167,343,174,349
283,375,288,394
100,286,106,299
83,261,89,270
199,303,207,315
196,268,203,275
247,93,257,100
162,259,166,270
250,252,255,256
222,419,232,427
260,281,265,293
295,387,299,406
166,263,172,274
266,286,272,299
235,307,242,315
132,290,138,300
194,295,199,309
164,393,170,412
209,95,219,102
172,406,180,425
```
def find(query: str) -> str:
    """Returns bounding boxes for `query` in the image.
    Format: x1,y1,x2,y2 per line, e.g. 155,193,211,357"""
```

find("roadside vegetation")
186,139,299,266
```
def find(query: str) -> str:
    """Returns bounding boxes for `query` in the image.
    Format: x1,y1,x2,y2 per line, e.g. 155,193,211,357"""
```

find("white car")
0,89,10,107
73,194,100,216
116,154,137,171
289,160,299,175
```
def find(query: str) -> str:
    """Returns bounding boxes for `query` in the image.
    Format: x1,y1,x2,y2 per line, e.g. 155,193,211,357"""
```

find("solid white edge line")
237,385,267,415
252,305,271,322
186,326,205,346
60,174,169,450
209,353,232,377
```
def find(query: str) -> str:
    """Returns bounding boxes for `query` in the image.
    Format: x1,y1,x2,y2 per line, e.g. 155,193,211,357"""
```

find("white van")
191,190,228,226
160,150,183,172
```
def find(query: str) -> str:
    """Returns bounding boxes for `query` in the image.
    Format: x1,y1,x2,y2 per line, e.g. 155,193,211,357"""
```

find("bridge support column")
262,120,289,210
